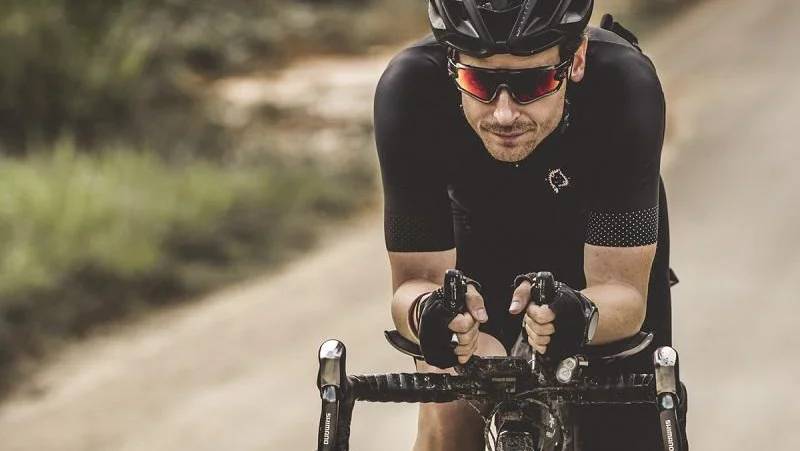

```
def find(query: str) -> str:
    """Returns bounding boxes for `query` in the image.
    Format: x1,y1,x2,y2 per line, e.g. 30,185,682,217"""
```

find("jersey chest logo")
547,168,570,194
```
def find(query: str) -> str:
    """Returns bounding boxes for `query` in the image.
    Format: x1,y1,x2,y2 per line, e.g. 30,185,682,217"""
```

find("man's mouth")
489,130,528,140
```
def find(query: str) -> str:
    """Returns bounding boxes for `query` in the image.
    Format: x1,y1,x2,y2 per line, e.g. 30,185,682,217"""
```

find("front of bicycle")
315,271,686,451
315,338,684,451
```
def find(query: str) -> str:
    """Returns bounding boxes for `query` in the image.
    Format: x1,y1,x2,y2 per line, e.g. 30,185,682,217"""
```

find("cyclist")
373,0,688,450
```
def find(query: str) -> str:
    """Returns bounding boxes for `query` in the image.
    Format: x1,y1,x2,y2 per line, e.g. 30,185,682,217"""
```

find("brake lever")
443,269,468,349
529,272,556,373
654,347,685,451
532,271,556,307
317,340,347,451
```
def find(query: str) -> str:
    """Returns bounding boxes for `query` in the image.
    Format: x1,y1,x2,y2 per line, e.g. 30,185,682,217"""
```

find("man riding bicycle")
373,0,689,450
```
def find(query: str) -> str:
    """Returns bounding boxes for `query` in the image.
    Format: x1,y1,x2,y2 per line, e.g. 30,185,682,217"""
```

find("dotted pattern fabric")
585,206,659,247
385,214,455,252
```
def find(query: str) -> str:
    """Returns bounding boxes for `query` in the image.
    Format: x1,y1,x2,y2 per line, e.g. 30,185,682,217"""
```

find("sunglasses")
448,57,572,105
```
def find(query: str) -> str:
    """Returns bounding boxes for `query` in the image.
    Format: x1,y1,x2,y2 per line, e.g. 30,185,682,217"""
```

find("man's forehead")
458,46,561,69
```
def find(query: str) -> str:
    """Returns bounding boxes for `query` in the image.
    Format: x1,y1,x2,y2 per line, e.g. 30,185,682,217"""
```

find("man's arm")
388,249,455,343
374,48,464,345
374,47,490,365
581,243,655,344
518,45,666,354
514,243,657,353
577,46,665,345
388,249,489,365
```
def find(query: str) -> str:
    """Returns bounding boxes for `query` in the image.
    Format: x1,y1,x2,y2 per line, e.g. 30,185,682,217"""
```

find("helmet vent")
561,11,583,25
428,2,446,29
480,6,522,42
478,0,523,13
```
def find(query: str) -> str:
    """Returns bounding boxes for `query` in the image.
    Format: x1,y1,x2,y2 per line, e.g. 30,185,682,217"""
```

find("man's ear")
570,37,588,82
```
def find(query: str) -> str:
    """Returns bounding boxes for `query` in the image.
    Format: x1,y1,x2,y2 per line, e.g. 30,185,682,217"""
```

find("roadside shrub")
0,141,377,394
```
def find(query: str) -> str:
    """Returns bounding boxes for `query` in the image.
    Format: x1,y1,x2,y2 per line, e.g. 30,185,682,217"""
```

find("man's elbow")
626,295,648,336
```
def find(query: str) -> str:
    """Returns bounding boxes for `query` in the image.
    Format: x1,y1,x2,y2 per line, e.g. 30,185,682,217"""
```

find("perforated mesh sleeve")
586,207,658,247
385,214,455,252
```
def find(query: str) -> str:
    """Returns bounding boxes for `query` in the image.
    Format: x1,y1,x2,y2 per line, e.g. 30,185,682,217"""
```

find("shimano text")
665,419,674,451
323,412,332,445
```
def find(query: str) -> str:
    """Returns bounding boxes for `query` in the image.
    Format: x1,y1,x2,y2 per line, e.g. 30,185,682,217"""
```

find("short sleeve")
374,47,455,252
584,48,665,247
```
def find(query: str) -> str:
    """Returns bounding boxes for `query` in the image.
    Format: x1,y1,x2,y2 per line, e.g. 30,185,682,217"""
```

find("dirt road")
1,0,799,449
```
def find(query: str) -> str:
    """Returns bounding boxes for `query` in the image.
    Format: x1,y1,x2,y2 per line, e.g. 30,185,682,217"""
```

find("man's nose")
493,89,520,126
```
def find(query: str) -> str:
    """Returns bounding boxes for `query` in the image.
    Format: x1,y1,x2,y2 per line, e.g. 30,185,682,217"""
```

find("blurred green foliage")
0,0,427,156
0,0,423,393
0,141,376,392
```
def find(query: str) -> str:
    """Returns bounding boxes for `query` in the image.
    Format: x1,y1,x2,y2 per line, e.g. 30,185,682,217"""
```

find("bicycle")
315,271,686,451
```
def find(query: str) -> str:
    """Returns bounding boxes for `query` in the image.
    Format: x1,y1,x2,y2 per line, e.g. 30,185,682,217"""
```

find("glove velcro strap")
407,291,431,340
547,285,596,359
415,288,444,329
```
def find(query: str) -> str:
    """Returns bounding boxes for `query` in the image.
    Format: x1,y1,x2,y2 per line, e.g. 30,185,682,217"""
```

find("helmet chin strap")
554,98,571,136
551,59,574,136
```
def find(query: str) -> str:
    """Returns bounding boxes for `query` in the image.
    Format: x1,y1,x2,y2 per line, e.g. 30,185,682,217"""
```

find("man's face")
459,40,587,163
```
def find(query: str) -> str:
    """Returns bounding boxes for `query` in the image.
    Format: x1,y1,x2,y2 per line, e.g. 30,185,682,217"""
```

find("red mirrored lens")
506,70,561,103
453,64,562,104
455,66,495,101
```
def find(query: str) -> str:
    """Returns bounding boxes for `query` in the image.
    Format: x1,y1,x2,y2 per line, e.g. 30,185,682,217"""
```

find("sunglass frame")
448,58,572,105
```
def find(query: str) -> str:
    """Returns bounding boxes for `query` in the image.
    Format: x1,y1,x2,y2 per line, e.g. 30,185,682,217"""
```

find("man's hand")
524,304,556,355
510,280,556,354
510,275,597,358
447,284,488,363
418,282,488,368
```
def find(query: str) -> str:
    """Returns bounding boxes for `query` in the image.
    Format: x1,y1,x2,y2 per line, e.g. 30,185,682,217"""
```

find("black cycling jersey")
374,27,674,370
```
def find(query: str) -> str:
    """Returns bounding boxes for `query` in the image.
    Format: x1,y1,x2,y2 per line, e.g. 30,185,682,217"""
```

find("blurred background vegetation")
0,0,697,395
0,0,428,393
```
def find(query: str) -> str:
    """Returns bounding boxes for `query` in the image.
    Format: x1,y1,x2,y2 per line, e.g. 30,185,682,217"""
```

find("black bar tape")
350,374,459,403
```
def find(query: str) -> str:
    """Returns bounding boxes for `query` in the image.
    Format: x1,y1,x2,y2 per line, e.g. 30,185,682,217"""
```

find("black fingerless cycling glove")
417,289,460,369
546,283,598,360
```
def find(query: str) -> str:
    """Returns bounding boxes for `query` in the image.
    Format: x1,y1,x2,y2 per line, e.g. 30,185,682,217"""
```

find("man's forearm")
391,279,441,343
581,282,647,345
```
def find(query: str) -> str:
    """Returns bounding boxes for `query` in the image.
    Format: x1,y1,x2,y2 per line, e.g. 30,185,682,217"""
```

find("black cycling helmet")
428,0,593,57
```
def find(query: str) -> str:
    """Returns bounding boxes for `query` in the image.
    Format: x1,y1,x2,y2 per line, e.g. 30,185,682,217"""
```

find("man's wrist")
556,282,599,346
407,291,431,340
576,289,599,344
